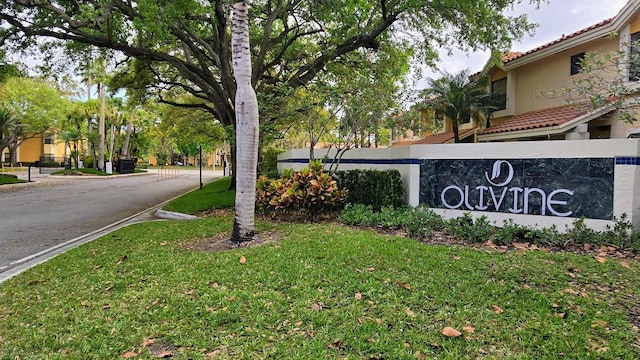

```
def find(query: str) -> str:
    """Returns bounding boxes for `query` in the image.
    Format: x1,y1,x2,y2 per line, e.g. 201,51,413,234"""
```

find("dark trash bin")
117,159,136,174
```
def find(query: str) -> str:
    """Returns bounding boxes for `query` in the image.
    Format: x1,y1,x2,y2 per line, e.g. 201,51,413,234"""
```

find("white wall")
278,139,640,231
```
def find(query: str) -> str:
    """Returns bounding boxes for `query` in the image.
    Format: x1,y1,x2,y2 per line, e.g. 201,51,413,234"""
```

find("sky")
422,0,630,81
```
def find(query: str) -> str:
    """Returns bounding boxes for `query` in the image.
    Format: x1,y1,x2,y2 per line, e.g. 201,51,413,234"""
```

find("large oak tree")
1,0,541,241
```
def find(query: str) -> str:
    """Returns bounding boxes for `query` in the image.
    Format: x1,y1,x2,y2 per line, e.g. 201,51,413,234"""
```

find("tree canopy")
0,0,541,133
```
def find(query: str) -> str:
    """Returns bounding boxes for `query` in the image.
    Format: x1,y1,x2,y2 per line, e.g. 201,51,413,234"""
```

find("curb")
155,209,199,220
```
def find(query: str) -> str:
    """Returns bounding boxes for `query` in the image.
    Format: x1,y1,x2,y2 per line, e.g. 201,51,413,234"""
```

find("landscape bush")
340,205,640,251
260,147,284,179
333,169,406,211
256,160,348,221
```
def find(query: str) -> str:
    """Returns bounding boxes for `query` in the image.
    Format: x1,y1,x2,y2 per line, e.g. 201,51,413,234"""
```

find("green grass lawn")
0,175,26,185
1,212,639,359
163,176,235,214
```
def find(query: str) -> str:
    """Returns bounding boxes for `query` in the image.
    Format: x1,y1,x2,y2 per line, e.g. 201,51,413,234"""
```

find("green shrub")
256,162,348,221
260,147,284,179
444,213,494,244
334,169,406,211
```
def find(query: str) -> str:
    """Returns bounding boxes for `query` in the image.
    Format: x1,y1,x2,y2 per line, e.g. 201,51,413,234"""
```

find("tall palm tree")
231,0,260,242
422,70,494,143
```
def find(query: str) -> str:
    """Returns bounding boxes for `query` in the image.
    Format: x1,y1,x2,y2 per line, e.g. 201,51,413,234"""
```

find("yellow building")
402,0,640,145
1,134,68,166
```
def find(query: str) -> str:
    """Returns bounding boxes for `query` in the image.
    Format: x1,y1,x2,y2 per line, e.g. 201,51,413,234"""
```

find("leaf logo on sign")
485,160,514,187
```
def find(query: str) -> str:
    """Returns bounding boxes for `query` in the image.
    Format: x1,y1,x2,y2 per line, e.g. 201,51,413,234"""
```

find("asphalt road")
0,168,221,275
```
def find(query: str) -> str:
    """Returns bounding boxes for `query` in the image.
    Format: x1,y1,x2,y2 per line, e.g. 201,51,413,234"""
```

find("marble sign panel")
419,158,614,220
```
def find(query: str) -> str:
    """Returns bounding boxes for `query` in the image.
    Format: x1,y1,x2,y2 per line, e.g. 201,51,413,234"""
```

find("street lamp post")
199,146,203,190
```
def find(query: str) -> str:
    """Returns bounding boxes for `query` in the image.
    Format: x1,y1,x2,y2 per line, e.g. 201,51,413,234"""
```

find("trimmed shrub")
334,169,406,211
260,147,284,179
256,161,348,221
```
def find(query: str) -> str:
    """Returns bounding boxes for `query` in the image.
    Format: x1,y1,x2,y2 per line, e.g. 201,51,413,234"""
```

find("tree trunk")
121,120,133,159
231,1,259,243
98,82,106,171
452,119,460,143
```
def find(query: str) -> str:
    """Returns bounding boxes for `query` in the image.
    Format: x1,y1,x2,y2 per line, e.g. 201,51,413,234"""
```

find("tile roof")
480,105,589,135
410,129,475,145
503,19,614,64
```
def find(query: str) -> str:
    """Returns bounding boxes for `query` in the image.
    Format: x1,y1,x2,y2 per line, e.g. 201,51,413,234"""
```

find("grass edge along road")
0,178,639,359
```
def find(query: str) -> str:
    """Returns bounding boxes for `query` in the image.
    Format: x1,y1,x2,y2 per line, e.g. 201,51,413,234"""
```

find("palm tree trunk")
98,82,105,171
231,1,259,242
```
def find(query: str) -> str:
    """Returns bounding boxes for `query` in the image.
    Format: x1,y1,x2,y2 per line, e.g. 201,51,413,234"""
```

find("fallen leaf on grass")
554,313,566,318
355,292,362,300
441,327,462,337
595,256,607,264
366,267,376,271
492,305,503,314
620,261,632,269
116,255,127,265
142,339,156,347
405,308,415,316
414,350,426,359
159,241,168,246
399,283,411,291
564,288,580,295
462,326,475,333
122,351,139,358
154,350,173,358
328,339,343,350
310,303,323,311
239,256,246,265
452,255,461,261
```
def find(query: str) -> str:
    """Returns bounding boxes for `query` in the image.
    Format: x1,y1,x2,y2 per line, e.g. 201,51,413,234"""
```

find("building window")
44,135,54,145
570,52,585,75
630,32,640,81
491,77,507,111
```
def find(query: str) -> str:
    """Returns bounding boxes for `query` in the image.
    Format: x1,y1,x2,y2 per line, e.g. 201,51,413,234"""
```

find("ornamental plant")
256,161,348,221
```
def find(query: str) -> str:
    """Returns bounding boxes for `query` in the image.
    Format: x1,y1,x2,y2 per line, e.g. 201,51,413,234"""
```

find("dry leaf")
102,304,111,310
116,255,127,265
522,284,531,289
239,256,246,265
441,327,462,337
512,242,529,250
142,339,156,347
400,283,411,291
366,267,376,271
462,326,475,333
310,303,322,311
81,301,90,307
123,352,139,358
565,272,576,278
484,239,496,248
328,339,343,350
155,350,173,358
414,350,426,360
355,293,362,300
492,305,503,314
620,261,632,269
159,241,168,246
453,255,461,261
405,308,415,316
595,256,607,264
554,313,566,318
583,243,592,251
406,258,412,264
564,288,580,295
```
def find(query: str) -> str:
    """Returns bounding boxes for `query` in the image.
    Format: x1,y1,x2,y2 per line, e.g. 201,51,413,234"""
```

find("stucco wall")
278,139,640,231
